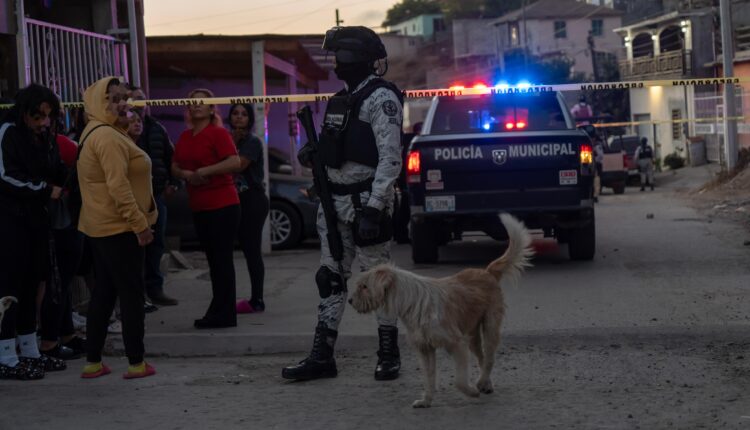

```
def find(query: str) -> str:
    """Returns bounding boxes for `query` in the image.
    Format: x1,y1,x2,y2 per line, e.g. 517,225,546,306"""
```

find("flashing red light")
516,121,527,129
580,144,593,164
407,150,421,183
473,83,488,90
505,122,515,130
449,85,465,90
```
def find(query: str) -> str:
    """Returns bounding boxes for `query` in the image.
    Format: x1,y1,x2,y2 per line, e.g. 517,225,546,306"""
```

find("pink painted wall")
148,71,343,161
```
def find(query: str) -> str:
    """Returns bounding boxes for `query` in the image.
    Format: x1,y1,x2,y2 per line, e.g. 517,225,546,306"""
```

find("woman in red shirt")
172,88,241,329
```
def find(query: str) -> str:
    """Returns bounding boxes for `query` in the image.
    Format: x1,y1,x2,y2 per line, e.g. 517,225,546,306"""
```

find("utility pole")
719,0,738,170
522,0,528,73
588,31,598,81
127,0,141,87
15,0,30,88
335,9,344,26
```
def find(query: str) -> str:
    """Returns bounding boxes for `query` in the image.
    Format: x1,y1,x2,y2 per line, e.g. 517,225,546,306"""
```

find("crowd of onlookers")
0,76,269,381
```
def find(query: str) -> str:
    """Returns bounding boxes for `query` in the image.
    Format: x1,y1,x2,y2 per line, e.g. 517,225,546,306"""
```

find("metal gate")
24,18,127,103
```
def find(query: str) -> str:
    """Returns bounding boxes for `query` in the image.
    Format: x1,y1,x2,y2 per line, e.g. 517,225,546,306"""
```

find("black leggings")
193,204,240,323
86,233,145,365
0,211,48,340
238,189,269,302
40,227,83,342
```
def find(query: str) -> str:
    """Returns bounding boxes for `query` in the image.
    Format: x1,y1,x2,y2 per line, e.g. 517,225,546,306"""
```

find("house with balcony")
491,0,623,79
0,0,147,102
614,7,723,161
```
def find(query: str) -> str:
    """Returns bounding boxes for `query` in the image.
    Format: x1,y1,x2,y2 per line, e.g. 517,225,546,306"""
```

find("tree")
382,0,442,27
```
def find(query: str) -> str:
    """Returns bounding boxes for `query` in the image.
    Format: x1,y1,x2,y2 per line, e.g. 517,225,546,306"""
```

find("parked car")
608,134,642,178
166,148,318,250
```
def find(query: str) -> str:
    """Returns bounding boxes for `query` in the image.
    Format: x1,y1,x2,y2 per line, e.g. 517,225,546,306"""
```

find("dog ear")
374,267,395,291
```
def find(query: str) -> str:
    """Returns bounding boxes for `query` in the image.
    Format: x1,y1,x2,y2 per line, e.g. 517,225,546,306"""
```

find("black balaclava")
334,59,373,90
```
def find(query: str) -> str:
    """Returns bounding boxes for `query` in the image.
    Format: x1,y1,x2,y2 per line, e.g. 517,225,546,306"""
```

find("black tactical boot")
282,322,338,380
374,325,400,381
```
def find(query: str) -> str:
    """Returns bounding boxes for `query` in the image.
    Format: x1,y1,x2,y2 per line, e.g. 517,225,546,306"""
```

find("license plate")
425,195,455,212
559,169,578,185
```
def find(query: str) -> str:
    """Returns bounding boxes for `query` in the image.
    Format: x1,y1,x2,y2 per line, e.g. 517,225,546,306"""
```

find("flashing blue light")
482,123,491,131
516,81,532,90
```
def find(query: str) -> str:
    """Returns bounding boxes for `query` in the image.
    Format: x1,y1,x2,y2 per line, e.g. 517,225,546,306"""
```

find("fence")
24,18,127,103
693,89,749,163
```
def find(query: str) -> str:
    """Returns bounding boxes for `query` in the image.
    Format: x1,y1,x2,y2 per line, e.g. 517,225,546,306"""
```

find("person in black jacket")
0,84,68,380
129,87,179,306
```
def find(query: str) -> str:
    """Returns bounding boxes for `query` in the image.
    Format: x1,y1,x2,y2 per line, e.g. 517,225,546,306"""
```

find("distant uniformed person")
634,137,655,191
282,26,404,381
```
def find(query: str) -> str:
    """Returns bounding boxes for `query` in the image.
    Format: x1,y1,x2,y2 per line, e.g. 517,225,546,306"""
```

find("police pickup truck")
406,90,596,263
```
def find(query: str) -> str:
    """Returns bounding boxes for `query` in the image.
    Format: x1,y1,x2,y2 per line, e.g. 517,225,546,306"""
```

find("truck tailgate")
411,131,592,213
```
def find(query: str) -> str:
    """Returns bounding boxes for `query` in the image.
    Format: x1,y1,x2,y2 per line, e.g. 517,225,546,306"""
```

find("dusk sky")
144,0,401,36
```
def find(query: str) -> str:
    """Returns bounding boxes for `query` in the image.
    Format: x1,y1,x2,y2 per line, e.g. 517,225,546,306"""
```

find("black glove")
357,206,381,241
297,142,316,168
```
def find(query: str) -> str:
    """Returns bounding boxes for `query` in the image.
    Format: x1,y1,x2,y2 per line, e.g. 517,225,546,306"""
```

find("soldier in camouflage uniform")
282,26,404,382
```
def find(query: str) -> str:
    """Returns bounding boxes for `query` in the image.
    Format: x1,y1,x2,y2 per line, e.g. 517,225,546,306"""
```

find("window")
433,18,446,32
591,19,603,37
413,24,417,32
430,93,571,135
672,109,682,139
554,21,567,39
510,24,519,46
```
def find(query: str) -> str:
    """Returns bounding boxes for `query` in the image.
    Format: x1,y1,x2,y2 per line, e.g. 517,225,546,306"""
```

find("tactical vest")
638,145,653,160
318,78,403,169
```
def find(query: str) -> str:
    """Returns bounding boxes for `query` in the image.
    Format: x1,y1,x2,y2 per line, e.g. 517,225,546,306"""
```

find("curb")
109,325,750,358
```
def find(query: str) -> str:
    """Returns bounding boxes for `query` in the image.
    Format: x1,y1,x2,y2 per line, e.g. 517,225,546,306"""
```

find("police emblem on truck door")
492,149,508,165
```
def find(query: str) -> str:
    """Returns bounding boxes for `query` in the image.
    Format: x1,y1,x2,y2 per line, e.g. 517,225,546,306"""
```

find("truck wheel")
568,218,596,261
410,219,439,264
613,183,626,194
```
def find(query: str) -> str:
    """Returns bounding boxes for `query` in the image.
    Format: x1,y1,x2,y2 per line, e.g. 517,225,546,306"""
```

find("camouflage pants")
316,205,397,331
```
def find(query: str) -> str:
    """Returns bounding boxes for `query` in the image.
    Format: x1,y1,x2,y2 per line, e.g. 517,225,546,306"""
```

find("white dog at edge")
349,214,534,408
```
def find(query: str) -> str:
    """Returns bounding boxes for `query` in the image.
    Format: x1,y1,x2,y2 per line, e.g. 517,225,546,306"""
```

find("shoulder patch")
382,100,398,117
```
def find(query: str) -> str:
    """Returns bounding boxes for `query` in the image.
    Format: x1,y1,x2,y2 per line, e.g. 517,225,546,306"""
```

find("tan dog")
0,296,17,327
349,214,533,408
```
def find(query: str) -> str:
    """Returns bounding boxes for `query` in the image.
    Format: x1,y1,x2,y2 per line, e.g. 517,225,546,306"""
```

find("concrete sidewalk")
112,243,391,357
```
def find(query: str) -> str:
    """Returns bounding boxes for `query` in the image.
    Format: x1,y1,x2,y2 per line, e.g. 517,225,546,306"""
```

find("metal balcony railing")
618,49,693,80
24,19,127,103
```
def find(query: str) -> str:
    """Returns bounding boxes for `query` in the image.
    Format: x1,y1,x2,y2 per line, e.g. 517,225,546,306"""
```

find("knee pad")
316,266,346,299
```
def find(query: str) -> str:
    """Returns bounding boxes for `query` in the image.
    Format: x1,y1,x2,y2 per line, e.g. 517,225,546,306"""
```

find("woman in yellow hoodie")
77,77,157,379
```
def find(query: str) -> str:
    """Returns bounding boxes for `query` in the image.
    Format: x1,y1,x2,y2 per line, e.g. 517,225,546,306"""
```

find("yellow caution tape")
1,76,749,109
593,116,748,128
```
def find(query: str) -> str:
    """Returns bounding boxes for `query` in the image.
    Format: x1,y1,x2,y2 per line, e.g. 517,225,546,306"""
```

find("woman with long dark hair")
0,84,67,379
172,89,241,329
228,104,269,314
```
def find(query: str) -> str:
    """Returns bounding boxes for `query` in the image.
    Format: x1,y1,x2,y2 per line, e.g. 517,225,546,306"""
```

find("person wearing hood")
0,84,68,380
77,77,158,379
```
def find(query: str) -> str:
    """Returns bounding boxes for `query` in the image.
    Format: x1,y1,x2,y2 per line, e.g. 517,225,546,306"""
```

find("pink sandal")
123,363,156,379
81,363,111,379
236,299,255,314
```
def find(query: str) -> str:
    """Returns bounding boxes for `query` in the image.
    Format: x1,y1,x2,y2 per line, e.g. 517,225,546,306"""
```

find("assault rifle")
296,106,346,275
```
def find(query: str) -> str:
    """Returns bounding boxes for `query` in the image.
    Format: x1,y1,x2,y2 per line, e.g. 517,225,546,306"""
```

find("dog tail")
486,214,534,285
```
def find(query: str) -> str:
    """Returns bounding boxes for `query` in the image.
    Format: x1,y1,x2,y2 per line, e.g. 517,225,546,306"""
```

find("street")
2,166,749,429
